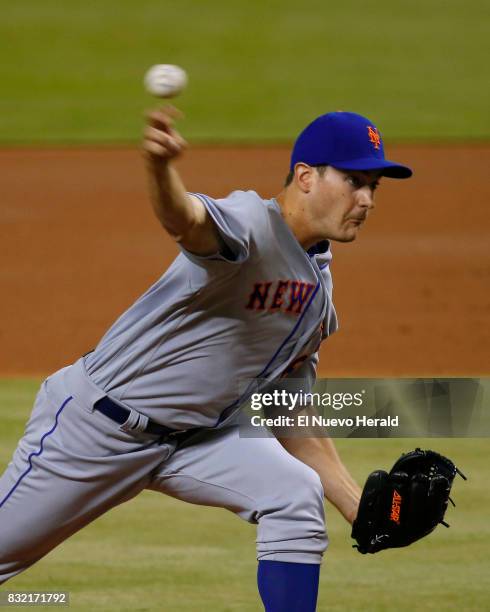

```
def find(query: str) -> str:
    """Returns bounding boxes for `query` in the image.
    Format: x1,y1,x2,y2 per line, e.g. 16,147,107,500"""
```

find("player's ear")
294,163,314,193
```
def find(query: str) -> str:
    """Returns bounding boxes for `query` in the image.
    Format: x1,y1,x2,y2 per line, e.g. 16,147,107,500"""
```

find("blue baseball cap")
290,112,412,179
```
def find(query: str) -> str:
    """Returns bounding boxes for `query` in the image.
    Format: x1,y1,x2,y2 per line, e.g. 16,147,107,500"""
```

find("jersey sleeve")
285,352,319,395
268,353,319,400
261,354,319,420
314,244,339,338
182,191,269,264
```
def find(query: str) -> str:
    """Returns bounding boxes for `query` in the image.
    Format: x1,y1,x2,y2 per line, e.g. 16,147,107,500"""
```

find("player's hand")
142,106,187,163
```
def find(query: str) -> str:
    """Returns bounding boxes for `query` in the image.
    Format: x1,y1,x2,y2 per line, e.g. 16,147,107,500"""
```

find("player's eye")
347,175,362,188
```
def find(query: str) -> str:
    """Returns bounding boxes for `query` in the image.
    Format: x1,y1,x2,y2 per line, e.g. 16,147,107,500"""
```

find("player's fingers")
170,131,187,148
146,106,183,129
143,140,181,158
145,116,186,151
142,141,167,158
142,137,185,163
162,104,184,120
165,126,187,148
146,110,173,131
142,142,183,162
144,126,187,148
144,126,168,143
144,127,186,153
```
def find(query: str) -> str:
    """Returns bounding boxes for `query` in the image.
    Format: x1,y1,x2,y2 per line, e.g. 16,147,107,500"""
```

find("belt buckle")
168,428,187,438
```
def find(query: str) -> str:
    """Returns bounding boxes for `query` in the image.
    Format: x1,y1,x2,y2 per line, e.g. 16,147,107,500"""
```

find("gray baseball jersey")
0,189,337,584
85,190,338,428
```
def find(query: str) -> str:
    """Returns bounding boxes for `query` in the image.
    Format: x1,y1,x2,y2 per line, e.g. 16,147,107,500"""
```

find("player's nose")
356,186,375,209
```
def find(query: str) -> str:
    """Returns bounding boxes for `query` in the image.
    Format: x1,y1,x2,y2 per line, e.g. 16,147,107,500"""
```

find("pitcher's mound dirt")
1,145,489,376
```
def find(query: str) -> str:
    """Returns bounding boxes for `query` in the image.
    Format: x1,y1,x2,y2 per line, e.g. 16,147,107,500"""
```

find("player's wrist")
346,502,360,525
144,152,171,172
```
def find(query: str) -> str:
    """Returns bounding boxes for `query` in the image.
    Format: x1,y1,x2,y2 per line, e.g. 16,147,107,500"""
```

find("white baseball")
144,64,188,98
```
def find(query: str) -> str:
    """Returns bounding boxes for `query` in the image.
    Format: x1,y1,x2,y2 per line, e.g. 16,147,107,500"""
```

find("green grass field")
1,0,489,144
1,380,489,611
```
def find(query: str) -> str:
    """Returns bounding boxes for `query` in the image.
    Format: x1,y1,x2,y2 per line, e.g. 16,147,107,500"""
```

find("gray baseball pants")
0,360,327,584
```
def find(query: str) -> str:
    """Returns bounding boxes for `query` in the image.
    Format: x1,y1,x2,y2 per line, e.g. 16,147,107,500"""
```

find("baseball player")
0,108,412,610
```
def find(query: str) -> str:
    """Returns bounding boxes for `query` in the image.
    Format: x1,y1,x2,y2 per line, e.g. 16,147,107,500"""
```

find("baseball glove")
351,448,466,554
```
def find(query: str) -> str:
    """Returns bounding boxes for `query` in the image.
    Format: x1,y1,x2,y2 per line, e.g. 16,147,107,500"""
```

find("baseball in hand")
144,64,188,98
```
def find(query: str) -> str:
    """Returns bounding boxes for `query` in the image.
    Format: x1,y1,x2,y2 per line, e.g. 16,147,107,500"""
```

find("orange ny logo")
367,126,381,150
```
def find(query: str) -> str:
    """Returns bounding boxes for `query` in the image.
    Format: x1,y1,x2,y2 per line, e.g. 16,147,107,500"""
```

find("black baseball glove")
351,448,466,554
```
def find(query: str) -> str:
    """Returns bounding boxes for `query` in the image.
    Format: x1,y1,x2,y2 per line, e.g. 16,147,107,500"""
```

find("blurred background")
1,1,489,610
1,0,489,144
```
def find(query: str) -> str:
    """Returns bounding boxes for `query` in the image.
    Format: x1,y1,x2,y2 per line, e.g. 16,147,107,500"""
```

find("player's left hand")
351,448,466,554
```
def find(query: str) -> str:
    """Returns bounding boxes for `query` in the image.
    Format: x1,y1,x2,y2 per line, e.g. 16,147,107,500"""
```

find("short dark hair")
284,164,329,187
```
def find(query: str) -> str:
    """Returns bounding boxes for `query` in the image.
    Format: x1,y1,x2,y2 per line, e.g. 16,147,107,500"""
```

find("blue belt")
93,396,195,439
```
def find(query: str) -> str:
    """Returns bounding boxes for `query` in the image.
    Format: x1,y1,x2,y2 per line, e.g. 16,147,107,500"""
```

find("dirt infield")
1,145,489,377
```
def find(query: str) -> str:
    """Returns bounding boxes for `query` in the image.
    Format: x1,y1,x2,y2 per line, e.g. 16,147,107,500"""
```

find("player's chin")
332,226,360,243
